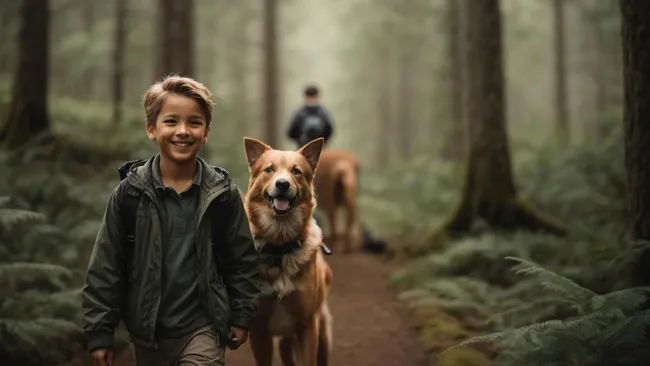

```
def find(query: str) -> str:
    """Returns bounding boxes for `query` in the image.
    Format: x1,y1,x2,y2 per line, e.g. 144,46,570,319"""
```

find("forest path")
114,251,428,366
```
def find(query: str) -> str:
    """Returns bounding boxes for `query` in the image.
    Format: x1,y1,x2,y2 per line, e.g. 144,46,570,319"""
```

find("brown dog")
243,137,333,366
313,149,360,253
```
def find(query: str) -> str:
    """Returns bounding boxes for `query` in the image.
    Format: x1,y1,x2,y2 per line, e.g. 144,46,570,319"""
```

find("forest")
1,0,650,365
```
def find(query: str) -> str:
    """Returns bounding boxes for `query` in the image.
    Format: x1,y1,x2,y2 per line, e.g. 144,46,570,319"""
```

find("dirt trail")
115,252,428,366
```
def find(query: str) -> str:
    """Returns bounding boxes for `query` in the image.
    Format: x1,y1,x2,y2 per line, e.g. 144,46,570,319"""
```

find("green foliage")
445,257,650,366
376,124,638,362
0,197,85,366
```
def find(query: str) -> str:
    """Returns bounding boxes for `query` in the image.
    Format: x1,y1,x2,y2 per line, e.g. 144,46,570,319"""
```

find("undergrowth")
0,196,86,366
358,124,642,365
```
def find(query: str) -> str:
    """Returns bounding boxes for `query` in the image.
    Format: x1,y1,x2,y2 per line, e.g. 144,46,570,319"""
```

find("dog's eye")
291,168,302,175
264,167,273,173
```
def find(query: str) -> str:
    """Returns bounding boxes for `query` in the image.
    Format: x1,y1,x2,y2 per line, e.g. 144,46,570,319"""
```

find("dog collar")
259,239,302,268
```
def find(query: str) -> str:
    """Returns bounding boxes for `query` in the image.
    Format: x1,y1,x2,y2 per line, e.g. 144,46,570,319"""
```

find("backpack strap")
120,184,141,249
116,160,145,268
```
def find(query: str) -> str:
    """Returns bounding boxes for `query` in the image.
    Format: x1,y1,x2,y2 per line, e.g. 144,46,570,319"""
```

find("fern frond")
1,288,83,322
589,287,650,314
506,256,596,310
0,262,74,293
0,209,44,231
0,317,84,362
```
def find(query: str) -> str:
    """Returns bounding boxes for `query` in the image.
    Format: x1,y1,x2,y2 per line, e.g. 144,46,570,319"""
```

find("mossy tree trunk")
0,0,51,149
436,0,568,239
441,0,466,161
156,0,194,79
620,0,650,286
553,0,569,147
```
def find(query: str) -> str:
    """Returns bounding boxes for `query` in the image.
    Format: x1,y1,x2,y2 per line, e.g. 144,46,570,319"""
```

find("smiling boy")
82,75,260,366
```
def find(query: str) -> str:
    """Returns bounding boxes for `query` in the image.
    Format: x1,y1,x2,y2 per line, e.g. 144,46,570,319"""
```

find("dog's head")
243,137,324,221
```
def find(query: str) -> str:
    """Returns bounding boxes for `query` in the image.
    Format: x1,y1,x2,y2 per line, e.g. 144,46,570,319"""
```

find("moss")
435,347,492,366
419,312,474,352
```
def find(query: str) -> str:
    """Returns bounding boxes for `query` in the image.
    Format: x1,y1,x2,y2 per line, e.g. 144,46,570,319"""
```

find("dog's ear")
244,137,270,167
298,137,324,171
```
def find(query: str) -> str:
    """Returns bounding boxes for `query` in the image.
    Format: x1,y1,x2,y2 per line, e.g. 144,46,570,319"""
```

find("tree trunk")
620,0,650,286
112,0,127,126
231,4,251,137
441,0,465,161
263,0,279,147
397,46,412,161
156,0,194,79
553,0,570,146
80,0,95,100
0,0,50,149
434,0,568,242
593,18,608,138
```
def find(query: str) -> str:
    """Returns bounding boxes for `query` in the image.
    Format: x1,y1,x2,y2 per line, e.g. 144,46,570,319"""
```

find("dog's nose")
275,179,290,191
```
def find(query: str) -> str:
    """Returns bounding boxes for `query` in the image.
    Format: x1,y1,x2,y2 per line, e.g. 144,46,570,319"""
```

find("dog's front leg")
249,327,274,366
295,317,320,366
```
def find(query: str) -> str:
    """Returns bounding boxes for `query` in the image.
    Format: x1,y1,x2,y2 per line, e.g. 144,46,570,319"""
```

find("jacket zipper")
140,190,163,350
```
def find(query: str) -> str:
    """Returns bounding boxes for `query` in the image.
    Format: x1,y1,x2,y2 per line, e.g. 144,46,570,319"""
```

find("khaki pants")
132,325,226,366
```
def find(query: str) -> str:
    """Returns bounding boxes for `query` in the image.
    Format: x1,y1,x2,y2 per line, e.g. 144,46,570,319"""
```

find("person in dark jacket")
287,85,334,148
81,75,261,366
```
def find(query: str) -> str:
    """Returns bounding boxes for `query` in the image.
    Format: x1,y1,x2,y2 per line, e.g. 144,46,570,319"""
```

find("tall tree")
111,0,127,125
620,0,650,286
0,0,50,149
432,0,568,243
441,0,466,161
156,0,194,79
263,0,279,147
230,3,252,137
553,0,569,146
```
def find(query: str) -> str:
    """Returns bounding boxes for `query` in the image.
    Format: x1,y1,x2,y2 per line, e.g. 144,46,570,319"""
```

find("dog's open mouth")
265,192,296,215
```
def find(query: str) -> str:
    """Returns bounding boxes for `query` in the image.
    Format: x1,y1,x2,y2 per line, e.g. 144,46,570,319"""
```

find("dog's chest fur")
257,232,319,299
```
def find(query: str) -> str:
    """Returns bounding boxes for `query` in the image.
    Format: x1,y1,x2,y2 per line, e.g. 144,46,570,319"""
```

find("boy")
81,75,261,366
286,84,335,148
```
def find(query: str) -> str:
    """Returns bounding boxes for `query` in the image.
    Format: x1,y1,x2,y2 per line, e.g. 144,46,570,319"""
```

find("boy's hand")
228,327,249,350
90,348,114,366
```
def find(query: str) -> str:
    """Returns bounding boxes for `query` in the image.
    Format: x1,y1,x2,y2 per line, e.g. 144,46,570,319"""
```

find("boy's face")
305,95,320,104
146,93,210,165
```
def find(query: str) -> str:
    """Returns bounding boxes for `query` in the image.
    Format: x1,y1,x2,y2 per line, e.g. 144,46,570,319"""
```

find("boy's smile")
146,93,210,165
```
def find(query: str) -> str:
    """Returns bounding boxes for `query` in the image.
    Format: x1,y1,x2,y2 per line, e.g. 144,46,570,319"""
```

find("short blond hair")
143,75,214,126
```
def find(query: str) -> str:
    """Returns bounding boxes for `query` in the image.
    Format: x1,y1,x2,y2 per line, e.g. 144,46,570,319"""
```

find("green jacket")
81,156,261,351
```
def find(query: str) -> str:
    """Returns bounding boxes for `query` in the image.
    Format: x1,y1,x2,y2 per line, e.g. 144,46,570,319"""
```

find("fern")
0,208,44,231
0,318,85,366
0,262,74,292
443,256,650,366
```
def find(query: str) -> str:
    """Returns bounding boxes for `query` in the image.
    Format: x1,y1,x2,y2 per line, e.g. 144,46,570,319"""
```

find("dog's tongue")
273,198,290,211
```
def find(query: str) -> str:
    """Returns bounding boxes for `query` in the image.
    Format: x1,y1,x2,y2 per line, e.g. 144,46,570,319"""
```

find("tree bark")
433,0,568,243
156,0,194,79
553,0,570,146
231,4,250,137
111,0,127,126
263,0,279,147
441,0,466,161
0,0,51,149
620,0,650,286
